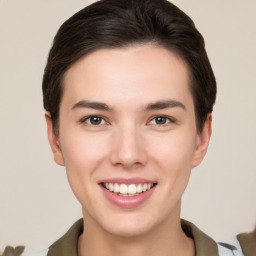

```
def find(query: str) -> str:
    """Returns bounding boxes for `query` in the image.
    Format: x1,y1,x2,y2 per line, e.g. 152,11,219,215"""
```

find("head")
43,0,216,137
43,0,216,238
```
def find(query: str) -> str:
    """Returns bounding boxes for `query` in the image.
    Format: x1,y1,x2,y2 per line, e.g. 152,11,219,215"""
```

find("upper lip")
99,177,157,185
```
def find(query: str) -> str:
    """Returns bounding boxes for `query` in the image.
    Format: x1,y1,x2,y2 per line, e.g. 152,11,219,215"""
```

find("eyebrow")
71,99,186,112
72,100,112,111
144,100,186,111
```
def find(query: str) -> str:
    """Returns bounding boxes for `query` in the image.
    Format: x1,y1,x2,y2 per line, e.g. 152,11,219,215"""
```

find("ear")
192,114,212,168
45,112,65,166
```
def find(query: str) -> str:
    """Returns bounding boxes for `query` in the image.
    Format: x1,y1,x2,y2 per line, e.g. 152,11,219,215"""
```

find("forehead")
62,44,193,110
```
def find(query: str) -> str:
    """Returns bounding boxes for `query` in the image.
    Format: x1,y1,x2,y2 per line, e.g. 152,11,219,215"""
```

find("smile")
100,178,157,208
103,183,155,196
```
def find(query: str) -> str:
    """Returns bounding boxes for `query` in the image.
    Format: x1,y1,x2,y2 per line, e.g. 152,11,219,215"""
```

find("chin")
100,212,159,238
105,223,152,238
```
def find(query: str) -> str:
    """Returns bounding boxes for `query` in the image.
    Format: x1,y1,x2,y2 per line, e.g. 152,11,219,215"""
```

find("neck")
78,210,195,256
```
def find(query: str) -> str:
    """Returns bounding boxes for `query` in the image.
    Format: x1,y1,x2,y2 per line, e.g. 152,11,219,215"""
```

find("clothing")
218,237,244,256
220,231,256,256
237,231,256,256
44,219,241,256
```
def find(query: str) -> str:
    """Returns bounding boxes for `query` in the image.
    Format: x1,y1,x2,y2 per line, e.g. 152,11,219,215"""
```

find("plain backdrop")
0,1,255,255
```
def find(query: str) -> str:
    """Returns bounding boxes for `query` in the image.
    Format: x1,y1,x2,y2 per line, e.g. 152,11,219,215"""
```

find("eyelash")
148,116,175,126
81,115,174,127
81,115,108,126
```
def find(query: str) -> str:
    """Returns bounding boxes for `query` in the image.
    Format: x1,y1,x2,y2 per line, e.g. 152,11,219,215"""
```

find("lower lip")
101,185,156,208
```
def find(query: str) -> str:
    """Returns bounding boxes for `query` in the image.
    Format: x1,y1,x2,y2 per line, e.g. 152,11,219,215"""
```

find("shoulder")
237,231,256,256
47,219,83,256
181,219,243,256
219,231,256,256
32,219,83,256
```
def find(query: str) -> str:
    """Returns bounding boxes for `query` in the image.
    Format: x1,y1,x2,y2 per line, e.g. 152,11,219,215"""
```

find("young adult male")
42,0,242,255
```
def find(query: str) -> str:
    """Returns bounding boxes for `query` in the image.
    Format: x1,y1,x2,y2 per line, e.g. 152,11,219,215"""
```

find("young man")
42,0,241,255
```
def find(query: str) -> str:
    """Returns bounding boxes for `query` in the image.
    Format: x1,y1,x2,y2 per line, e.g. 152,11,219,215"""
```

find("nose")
110,125,148,169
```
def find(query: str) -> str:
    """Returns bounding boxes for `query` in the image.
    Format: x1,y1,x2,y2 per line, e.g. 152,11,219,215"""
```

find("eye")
149,116,173,125
83,116,107,126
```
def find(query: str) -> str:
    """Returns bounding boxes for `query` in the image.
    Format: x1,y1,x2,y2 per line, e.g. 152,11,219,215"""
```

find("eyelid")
148,115,175,125
80,115,109,126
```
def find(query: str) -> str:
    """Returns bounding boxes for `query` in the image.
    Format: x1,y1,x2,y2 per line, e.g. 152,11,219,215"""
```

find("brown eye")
84,116,105,125
155,116,167,125
149,116,173,125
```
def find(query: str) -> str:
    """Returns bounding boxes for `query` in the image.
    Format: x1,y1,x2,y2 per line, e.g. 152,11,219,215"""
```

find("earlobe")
192,114,212,168
45,112,65,166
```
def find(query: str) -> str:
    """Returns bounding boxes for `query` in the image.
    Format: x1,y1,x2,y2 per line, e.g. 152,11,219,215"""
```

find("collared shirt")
45,219,239,256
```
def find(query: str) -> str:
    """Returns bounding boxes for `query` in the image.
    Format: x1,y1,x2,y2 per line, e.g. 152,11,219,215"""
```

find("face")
46,44,211,237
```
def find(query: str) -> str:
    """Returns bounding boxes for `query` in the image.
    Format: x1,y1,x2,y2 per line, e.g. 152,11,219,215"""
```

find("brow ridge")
145,100,186,111
72,99,186,112
72,100,111,111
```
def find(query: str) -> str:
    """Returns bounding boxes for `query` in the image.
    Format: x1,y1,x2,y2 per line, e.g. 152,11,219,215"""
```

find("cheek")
150,130,197,171
58,131,108,197
162,135,196,194
149,130,197,196
59,138,105,212
60,130,108,170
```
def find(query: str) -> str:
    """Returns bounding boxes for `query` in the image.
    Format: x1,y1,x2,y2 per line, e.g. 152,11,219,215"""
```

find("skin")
46,44,212,256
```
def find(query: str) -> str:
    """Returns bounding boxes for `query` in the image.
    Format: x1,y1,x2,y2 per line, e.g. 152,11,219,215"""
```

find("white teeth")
104,182,154,196
120,184,128,194
114,183,120,193
109,183,114,192
136,184,142,193
142,184,148,192
128,184,136,195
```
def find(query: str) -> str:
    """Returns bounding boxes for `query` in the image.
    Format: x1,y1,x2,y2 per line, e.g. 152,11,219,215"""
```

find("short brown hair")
43,0,216,135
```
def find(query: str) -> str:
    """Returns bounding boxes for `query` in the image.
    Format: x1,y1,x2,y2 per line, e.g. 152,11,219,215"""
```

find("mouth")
100,182,157,197
99,178,157,208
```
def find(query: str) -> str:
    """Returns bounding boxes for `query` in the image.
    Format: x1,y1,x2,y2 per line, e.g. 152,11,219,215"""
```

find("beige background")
0,1,255,255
